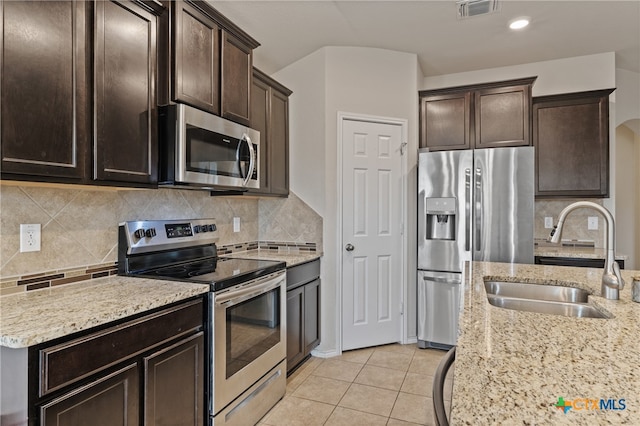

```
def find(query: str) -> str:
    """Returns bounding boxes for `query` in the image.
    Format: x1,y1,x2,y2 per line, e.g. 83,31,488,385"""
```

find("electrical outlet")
233,217,240,233
588,216,598,230
544,217,553,229
20,224,41,253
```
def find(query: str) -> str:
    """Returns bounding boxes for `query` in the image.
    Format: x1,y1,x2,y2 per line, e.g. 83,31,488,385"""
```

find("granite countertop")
452,261,640,424
0,275,210,349
224,249,322,267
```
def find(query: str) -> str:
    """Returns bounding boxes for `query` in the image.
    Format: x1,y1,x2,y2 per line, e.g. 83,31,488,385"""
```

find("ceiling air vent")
457,0,500,19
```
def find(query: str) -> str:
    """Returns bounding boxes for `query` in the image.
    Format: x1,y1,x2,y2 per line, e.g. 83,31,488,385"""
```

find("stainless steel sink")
483,280,612,319
484,281,590,303
486,295,612,319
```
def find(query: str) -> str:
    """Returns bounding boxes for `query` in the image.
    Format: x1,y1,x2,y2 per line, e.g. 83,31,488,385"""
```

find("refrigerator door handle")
475,167,482,252
465,168,471,252
422,275,461,285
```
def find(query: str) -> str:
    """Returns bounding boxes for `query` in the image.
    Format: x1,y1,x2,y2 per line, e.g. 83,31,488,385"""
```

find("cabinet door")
269,88,290,196
40,364,139,426
250,75,271,194
474,84,530,148
1,1,90,180
286,286,305,372
533,90,612,198
94,0,160,184
419,92,471,150
304,279,321,354
172,1,220,114
221,31,252,126
144,332,205,426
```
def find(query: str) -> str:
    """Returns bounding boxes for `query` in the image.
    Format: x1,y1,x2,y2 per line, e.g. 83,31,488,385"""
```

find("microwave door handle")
242,135,255,187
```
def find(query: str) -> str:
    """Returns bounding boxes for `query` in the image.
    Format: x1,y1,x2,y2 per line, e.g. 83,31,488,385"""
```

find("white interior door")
341,118,403,351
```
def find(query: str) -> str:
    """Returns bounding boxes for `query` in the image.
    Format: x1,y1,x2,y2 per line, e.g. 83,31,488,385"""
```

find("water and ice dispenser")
425,197,456,241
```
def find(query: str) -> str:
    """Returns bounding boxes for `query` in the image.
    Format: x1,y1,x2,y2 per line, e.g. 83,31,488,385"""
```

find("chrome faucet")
549,201,624,300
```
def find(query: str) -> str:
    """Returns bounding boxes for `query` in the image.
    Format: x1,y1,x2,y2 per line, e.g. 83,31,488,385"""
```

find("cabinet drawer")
39,298,203,397
287,260,320,289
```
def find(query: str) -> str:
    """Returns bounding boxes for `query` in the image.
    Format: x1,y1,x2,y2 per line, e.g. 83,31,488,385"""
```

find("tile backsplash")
534,199,605,248
0,183,322,281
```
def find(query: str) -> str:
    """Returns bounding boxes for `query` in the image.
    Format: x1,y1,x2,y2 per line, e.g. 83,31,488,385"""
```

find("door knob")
345,243,354,251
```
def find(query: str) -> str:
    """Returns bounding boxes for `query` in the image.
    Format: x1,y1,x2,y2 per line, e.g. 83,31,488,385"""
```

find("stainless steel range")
118,219,287,426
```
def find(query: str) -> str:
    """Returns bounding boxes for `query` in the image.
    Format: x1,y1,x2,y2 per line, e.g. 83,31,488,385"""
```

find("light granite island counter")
452,261,640,425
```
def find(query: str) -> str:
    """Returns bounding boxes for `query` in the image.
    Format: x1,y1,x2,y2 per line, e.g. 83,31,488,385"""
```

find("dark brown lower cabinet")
286,260,321,374
144,333,205,426
40,364,139,426
21,298,206,425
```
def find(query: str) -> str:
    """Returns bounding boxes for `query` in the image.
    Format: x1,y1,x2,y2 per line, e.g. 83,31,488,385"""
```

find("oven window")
226,287,281,378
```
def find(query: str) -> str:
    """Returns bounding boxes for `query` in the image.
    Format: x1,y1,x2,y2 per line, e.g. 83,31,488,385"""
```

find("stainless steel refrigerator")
417,147,534,349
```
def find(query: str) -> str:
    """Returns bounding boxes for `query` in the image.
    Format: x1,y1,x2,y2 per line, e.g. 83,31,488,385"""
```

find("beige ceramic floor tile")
324,406,388,426
390,392,435,426
401,372,433,397
367,349,413,371
337,347,375,364
292,375,351,405
375,343,418,355
312,358,364,382
338,383,399,417
408,350,445,376
386,419,425,426
354,364,406,391
261,395,335,426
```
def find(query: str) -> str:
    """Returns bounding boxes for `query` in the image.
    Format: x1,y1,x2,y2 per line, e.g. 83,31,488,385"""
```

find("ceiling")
209,0,640,77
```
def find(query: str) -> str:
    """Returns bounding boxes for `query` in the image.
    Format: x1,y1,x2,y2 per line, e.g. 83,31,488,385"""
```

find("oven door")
211,270,286,415
176,103,259,189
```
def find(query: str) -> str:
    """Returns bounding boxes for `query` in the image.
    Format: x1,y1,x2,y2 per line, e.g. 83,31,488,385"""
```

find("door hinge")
400,142,407,155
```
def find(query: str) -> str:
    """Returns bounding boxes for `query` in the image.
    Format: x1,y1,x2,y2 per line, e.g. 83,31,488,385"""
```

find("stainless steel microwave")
159,103,259,190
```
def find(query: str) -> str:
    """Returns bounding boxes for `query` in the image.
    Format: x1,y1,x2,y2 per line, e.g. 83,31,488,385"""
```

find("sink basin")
483,280,612,319
486,295,611,319
484,280,589,303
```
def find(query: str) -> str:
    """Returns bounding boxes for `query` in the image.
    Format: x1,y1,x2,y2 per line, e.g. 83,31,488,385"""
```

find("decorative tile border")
1,263,118,296
1,241,317,295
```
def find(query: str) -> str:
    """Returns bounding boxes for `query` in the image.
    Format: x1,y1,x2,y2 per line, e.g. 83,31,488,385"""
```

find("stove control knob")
134,228,146,239
145,228,156,238
201,225,208,233
193,225,201,234
208,224,216,232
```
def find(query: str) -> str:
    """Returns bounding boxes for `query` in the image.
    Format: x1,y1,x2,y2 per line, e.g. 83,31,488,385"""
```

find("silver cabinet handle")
465,168,471,252
475,167,482,252
345,244,355,251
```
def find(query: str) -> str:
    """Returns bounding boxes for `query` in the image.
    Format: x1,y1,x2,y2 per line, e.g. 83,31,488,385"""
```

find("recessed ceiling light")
509,18,530,30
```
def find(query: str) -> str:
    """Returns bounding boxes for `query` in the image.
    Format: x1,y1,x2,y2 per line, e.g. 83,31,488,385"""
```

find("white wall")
615,125,639,269
275,47,420,355
422,52,616,97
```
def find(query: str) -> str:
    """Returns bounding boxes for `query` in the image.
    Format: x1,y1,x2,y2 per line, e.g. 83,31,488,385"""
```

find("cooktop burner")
140,257,285,291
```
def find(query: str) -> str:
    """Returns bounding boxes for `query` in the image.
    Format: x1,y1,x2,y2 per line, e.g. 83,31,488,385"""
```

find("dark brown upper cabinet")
1,1,91,180
94,0,161,184
533,89,615,198
249,68,292,197
1,0,163,187
419,77,536,151
167,1,258,126
171,0,220,115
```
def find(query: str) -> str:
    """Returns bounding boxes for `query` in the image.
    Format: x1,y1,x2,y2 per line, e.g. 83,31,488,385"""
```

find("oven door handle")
215,272,284,308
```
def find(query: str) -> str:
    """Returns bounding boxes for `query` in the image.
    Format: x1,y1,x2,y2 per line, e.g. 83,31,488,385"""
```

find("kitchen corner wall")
534,199,605,247
0,183,322,279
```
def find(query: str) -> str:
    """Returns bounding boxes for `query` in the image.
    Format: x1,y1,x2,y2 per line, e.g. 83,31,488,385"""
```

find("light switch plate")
544,217,553,229
233,217,240,233
20,224,41,252
588,216,598,230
